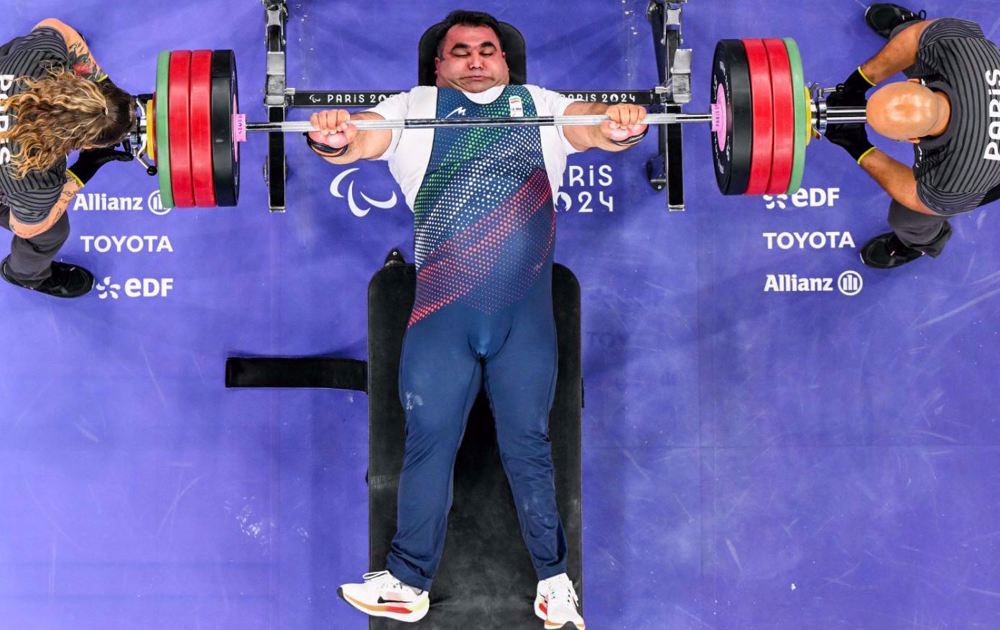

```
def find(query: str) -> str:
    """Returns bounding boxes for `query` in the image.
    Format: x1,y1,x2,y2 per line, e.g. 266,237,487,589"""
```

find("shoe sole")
537,597,585,629
337,586,429,623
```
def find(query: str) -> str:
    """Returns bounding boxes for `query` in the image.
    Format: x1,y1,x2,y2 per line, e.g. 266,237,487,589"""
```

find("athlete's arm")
859,149,937,215
33,18,108,83
307,109,393,165
562,102,649,153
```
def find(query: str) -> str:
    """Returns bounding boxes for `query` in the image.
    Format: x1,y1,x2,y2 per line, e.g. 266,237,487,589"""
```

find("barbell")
132,38,866,208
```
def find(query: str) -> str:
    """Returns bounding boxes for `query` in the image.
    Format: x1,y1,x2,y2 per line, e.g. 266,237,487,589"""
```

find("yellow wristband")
65,169,85,187
857,66,876,87
856,146,877,165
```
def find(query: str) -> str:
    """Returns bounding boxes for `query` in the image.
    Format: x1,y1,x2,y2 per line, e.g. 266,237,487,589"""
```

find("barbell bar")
237,109,866,135
136,39,870,208
240,112,716,133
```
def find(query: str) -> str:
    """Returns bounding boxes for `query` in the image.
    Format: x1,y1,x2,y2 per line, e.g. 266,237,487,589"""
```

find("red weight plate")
741,39,773,196
763,39,794,195
168,51,195,208
189,50,216,207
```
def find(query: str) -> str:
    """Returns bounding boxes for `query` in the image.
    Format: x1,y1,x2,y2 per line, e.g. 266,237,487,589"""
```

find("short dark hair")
435,10,504,58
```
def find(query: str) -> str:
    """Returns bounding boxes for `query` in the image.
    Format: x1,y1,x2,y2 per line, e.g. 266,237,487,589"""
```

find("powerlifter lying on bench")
304,10,651,630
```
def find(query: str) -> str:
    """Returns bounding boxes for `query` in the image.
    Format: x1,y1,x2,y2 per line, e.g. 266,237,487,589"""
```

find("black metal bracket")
646,0,691,211
263,0,288,211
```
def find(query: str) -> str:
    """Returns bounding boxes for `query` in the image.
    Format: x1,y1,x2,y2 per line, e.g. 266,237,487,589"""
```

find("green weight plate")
155,50,174,209
783,38,807,195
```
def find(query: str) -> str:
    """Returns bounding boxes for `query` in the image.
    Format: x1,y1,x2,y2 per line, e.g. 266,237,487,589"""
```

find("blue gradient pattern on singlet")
408,86,555,326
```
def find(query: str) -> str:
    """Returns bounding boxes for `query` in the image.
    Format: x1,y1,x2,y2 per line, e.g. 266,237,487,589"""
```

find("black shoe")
865,3,927,39
859,232,925,268
1,256,95,298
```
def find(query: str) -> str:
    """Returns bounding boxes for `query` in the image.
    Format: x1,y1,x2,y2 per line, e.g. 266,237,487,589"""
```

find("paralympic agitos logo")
329,168,399,218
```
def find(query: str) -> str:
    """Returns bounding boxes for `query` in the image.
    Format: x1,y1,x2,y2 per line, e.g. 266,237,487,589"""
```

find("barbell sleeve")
821,106,868,125
811,103,868,134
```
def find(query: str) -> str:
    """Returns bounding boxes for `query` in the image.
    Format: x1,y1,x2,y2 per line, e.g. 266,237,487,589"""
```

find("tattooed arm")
32,18,108,83
8,178,81,240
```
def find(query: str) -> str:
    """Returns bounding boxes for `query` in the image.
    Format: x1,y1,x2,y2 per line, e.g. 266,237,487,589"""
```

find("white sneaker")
534,573,585,629
338,570,430,623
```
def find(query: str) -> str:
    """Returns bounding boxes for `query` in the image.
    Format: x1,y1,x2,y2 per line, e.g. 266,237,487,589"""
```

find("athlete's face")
435,25,510,93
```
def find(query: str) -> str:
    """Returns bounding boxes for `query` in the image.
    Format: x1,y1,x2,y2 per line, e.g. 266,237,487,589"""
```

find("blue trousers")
385,273,568,592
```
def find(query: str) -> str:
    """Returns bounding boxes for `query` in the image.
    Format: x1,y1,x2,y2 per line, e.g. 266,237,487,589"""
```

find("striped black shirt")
907,18,1000,215
0,27,69,224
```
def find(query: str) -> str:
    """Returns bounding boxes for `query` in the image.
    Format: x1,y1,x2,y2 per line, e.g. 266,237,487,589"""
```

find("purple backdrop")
2,1,1000,628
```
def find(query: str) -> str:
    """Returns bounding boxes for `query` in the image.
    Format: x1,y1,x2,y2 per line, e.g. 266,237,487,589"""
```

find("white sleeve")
365,91,411,161
531,86,581,156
